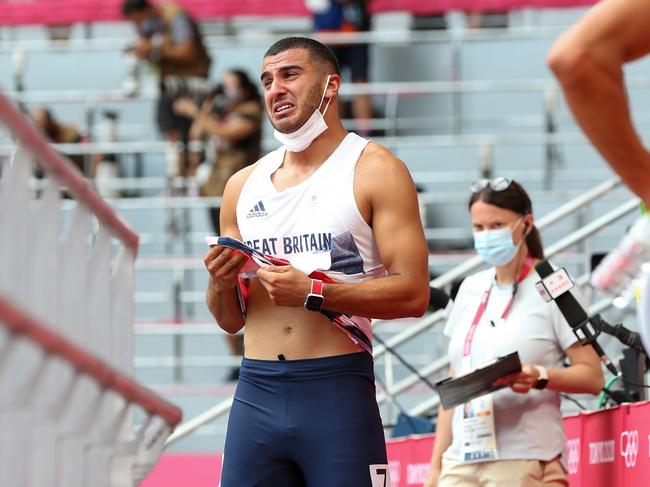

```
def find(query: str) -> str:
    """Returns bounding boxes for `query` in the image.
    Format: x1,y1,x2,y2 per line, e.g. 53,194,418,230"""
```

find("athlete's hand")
204,245,248,290
256,265,311,307
493,363,540,394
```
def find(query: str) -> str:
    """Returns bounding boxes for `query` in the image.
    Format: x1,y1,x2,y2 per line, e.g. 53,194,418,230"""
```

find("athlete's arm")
256,143,430,319
548,0,650,205
204,166,255,333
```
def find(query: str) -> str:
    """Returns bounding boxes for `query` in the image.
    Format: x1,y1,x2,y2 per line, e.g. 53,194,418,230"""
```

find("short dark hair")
264,37,340,75
121,0,151,16
468,179,545,259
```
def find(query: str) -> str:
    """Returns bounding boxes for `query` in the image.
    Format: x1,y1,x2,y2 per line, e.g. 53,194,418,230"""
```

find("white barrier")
0,91,181,485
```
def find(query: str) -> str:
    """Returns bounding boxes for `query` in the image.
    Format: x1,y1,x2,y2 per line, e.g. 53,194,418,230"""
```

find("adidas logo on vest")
246,200,268,218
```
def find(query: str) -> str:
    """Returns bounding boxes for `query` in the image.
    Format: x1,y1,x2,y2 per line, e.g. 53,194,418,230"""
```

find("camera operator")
121,0,211,177
173,69,263,234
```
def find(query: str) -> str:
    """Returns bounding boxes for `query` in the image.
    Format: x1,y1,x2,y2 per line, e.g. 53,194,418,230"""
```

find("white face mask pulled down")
273,75,332,152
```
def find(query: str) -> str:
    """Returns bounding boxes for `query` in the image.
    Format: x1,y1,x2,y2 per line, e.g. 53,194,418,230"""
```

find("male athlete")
203,37,430,486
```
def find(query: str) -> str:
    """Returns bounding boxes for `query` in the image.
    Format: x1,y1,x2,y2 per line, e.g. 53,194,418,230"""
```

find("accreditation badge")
460,394,499,463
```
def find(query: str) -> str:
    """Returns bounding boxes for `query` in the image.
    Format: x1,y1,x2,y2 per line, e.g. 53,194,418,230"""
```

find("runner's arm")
257,143,430,319
548,0,650,204
205,167,253,333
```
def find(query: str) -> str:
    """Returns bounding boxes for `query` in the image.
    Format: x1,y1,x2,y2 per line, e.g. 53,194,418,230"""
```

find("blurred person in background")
424,178,603,487
91,110,122,199
174,69,263,380
30,106,85,173
173,69,263,233
306,0,374,136
466,10,508,29
121,0,211,178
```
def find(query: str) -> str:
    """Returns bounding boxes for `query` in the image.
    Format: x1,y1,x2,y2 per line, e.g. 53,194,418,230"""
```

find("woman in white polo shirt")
424,177,604,487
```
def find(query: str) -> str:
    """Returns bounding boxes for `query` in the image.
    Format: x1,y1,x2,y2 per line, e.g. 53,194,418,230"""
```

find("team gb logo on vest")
620,430,639,468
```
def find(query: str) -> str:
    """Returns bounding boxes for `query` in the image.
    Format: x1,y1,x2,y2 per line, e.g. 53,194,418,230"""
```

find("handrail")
7,77,650,104
0,132,622,157
0,295,182,427
0,26,591,54
165,397,233,446
0,92,139,254
40,182,619,215
17,169,614,205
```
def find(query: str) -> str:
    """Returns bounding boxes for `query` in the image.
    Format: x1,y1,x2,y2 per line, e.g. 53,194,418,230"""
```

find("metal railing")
163,177,640,446
0,25,585,55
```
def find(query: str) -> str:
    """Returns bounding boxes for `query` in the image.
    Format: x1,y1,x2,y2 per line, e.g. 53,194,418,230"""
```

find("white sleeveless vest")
237,132,386,349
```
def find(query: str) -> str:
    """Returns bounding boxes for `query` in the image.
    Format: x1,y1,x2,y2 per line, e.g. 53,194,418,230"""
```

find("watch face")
305,294,324,311
534,379,549,390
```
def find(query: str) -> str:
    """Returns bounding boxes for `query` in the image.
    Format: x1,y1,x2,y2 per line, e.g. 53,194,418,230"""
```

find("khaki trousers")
438,457,568,487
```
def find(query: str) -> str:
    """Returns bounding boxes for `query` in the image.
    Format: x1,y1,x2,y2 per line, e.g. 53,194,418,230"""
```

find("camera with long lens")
162,75,214,104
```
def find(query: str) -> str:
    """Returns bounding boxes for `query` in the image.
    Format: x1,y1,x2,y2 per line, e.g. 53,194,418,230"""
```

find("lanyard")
463,256,534,357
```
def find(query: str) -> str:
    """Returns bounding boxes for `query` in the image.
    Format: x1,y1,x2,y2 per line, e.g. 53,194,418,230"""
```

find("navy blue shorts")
220,352,389,487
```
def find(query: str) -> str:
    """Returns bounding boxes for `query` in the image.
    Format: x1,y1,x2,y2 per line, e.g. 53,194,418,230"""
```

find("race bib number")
369,464,392,487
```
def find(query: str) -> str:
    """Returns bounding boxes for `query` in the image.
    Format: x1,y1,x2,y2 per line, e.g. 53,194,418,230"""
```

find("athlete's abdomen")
242,280,363,360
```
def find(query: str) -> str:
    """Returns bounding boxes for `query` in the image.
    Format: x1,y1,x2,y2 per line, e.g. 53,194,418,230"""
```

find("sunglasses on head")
470,177,513,193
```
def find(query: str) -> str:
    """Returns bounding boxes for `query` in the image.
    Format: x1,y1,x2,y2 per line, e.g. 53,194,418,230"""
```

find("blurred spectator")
121,0,212,178
466,10,509,29
174,69,263,230
174,69,263,380
91,110,122,199
30,106,85,173
47,25,73,42
307,0,374,135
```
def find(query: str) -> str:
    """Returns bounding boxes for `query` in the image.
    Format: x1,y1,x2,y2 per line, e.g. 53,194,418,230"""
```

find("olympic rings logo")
566,438,581,474
620,430,639,468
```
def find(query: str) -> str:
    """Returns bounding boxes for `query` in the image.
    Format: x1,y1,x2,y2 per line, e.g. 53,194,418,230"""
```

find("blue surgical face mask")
473,218,524,266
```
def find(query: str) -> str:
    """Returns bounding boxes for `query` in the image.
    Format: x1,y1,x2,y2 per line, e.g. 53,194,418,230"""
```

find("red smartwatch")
304,279,324,312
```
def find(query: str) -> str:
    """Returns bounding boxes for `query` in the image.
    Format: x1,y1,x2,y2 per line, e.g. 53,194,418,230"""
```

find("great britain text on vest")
245,232,332,256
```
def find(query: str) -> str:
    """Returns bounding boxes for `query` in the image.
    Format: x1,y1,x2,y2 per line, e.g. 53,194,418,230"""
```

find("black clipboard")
436,351,522,410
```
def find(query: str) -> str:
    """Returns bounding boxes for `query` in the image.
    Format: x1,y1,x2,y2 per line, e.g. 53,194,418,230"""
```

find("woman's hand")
493,363,540,394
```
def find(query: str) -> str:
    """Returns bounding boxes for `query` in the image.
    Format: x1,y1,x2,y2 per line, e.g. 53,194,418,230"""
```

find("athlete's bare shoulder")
222,158,262,203
356,140,413,189
358,141,399,164
352,140,418,224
